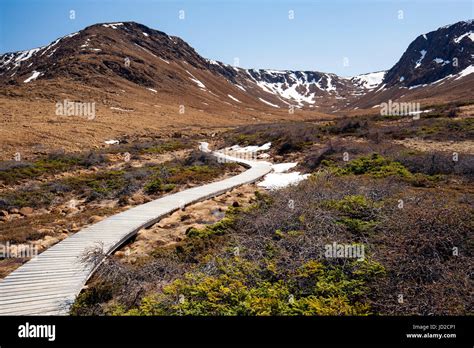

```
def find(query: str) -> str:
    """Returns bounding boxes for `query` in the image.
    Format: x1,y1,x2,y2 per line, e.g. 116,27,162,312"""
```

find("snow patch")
23,71,41,83
47,48,58,57
351,71,386,89
15,48,41,64
272,162,298,173
455,65,474,80
249,70,335,106
415,50,427,69
134,43,158,58
228,94,241,103
325,74,336,92
258,98,279,108
433,58,450,65
408,109,433,116
228,142,271,153
258,162,309,190
110,107,133,112
1,30,80,69
454,31,474,43
198,142,210,152
408,64,474,87
186,70,206,89
102,23,124,29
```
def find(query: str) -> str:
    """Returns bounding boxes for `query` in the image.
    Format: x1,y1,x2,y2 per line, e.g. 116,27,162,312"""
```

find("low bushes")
222,122,323,155
335,154,412,178
394,151,474,177
72,169,472,315
0,151,108,185
143,178,175,194
119,257,383,316
371,196,473,315
1,150,239,211
319,153,449,187
141,140,190,154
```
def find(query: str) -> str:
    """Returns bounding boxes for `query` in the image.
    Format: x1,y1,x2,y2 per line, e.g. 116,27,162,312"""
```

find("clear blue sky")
0,0,472,76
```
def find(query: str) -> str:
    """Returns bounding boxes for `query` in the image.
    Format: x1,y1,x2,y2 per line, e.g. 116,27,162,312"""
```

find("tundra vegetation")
71,108,473,316
0,137,239,277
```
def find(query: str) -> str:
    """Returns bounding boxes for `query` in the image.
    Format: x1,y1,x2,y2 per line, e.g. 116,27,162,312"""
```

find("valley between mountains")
0,20,473,158
0,19,472,316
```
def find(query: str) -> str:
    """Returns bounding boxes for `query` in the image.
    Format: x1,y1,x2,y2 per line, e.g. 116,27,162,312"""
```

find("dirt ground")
393,139,474,154
0,90,324,161
115,183,260,263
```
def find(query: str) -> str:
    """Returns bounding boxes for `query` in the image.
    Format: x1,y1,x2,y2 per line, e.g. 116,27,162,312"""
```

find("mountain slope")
384,20,473,88
0,22,326,158
0,20,473,119
0,22,364,111
351,20,474,109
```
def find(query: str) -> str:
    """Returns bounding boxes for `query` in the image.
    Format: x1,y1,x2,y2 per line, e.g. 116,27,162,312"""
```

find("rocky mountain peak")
383,20,474,88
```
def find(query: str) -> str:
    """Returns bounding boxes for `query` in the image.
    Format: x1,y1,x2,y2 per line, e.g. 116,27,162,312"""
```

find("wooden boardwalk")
0,145,272,315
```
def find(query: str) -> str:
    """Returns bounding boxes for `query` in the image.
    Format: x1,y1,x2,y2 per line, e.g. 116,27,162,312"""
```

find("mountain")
383,20,474,88
0,22,362,112
0,20,473,115
351,20,474,109
209,65,366,109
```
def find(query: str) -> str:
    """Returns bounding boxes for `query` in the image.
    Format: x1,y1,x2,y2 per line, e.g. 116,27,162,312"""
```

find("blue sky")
0,0,472,76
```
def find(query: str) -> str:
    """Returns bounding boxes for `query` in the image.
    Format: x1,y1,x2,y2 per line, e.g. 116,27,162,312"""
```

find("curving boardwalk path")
0,145,272,315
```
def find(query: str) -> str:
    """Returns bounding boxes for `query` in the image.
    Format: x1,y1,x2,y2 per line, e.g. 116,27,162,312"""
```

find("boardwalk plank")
0,148,272,315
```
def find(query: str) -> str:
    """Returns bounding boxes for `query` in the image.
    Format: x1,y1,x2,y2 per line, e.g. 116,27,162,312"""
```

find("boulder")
88,215,103,224
19,207,34,217
63,207,79,215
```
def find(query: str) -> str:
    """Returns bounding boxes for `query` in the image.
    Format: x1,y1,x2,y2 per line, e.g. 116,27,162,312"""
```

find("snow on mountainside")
351,71,386,90
242,69,358,106
383,20,474,88
0,32,79,73
199,60,364,108
200,18,473,108
0,20,473,111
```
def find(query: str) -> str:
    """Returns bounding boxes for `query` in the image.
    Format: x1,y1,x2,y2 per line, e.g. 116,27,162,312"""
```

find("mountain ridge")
1,20,473,112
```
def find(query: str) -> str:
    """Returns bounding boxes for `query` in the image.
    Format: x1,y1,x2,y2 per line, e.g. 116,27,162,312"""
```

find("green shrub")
2,186,55,208
70,282,114,316
325,195,379,234
185,216,235,239
329,195,374,216
121,257,384,316
0,152,107,185
338,154,412,178
337,217,377,234
145,179,175,194
142,140,189,154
